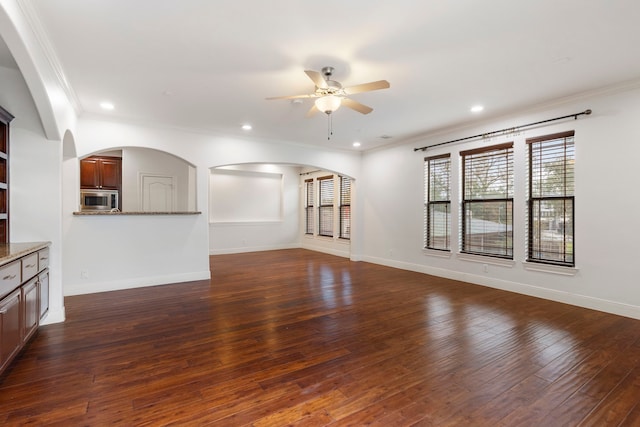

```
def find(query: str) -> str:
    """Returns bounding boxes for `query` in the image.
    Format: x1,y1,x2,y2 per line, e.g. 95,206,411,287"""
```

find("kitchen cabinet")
0,288,21,375
22,278,39,342
0,106,14,243
0,243,51,377
80,155,122,190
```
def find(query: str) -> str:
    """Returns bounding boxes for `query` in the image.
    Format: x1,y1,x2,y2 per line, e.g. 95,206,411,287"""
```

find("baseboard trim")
360,255,640,320
209,243,300,255
64,271,211,296
39,306,66,325
300,243,350,259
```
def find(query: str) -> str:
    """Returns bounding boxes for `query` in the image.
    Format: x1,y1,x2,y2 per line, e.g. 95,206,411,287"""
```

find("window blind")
424,154,451,250
318,176,334,237
528,131,575,266
339,176,351,239
304,179,314,235
461,143,514,258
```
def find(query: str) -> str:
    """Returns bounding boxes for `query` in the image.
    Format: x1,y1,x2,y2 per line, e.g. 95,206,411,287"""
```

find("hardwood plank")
0,249,639,425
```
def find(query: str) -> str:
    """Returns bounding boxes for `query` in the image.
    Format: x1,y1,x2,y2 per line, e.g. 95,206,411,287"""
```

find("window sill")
457,252,516,268
522,261,579,276
422,248,452,259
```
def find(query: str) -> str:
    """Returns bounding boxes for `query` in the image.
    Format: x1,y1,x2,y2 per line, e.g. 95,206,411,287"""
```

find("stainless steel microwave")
80,189,119,211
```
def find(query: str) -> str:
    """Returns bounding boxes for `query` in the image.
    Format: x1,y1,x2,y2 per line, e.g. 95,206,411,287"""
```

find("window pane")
530,198,574,264
318,206,333,236
531,136,574,198
464,147,513,200
340,205,350,239
427,202,450,250
428,157,450,201
319,178,334,205
463,200,513,257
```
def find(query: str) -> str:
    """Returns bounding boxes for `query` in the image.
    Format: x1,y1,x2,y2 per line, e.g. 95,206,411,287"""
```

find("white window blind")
318,176,334,237
304,179,314,235
339,176,351,239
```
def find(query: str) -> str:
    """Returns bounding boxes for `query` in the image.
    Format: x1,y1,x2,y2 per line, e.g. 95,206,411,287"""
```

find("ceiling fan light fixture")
315,95,342,114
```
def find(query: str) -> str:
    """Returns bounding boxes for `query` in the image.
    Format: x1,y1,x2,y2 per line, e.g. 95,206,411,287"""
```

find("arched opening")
78,147,197,212
208,163,354,259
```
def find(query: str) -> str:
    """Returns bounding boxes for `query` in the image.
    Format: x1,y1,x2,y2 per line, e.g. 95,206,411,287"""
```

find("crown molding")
16,0,82,114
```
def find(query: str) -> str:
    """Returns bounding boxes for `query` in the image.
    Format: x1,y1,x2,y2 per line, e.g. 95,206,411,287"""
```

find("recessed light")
353,142,361,147
470,105,484,113
242,124,252,130
100,102,115,110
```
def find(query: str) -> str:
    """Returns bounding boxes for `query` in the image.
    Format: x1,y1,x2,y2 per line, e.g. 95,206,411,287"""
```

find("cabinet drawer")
21,253,38,282
0,261,20,299
38,248,50,271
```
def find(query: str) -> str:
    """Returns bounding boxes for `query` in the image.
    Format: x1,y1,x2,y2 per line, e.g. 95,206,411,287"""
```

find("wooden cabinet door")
80,158,100,188
39,270,49,320
99,158,121,190
0,288,21,374
22,278,39,342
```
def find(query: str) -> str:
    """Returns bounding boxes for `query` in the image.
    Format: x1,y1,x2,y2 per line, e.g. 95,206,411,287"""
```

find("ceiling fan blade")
342,97,373,115
305,104,319,117
343,80,390,95
265,93,315,100
305,70,328,89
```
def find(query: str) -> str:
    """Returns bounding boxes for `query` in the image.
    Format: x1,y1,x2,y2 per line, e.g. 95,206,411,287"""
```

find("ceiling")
4,1,640,150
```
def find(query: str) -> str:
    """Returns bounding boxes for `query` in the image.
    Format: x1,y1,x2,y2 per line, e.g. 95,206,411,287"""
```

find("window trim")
339,176,351,240
317,175,334,238
304,178,314,235
424,153,451,251
461,142,514,259
526,130,575,267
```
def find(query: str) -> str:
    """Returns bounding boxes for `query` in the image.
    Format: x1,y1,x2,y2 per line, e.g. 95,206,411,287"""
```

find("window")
339,176,351,239
424,154,451,250
318,176,334,237
304,179,314,235
461,143,514,258
527,131,575,266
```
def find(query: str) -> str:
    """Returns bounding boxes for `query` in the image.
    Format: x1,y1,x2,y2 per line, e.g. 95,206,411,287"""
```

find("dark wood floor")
1,249,640,426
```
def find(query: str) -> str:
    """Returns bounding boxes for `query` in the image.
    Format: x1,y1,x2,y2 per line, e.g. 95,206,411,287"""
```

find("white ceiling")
6,1,640,150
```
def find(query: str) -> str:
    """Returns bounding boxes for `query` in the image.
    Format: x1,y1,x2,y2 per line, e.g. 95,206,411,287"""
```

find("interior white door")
141,174,176,212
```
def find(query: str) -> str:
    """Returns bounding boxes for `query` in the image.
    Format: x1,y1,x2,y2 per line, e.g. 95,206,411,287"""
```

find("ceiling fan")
266,66,390,117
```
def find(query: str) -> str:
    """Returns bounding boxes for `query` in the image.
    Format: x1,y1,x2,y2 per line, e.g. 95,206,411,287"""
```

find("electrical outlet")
483,264,488,273
81,270,89,279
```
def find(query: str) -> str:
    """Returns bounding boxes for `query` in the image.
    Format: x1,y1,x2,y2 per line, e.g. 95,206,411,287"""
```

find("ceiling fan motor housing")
321,66,335,78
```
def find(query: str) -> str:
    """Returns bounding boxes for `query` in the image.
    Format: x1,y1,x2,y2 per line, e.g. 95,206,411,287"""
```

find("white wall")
360,84,640,319
63,118,362,295
209,164,301,254
121,147,192,211
0,65,64,324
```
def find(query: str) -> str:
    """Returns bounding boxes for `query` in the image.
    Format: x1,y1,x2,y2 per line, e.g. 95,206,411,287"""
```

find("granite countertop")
73,211,201,216
0,242,51,267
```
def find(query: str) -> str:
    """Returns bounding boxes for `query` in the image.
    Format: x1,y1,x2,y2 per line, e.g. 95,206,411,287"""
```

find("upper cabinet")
80,155,122,190
0,106,14,243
